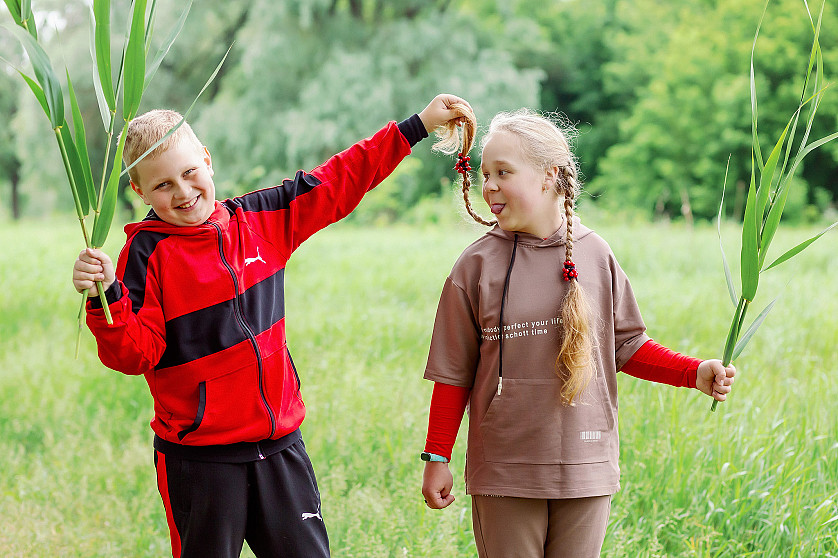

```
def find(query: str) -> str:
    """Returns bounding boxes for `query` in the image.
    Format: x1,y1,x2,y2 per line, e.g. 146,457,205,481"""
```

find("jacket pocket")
170,365,270,444
479,378,610,465
177,381,206,440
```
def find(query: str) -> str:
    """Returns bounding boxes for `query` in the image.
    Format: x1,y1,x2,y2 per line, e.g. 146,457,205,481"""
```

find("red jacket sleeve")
621,339,700,388
424,382,470,461
86,257,167,376
239,121,413,258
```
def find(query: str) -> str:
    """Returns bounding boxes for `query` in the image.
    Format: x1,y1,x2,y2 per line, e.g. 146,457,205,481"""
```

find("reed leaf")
717,156,737,306
145,0,157,50
123,44,233,178
749,1,770,172
67,70,97,213
92,127,127,249
755,120,791,267
740,162,759,301
763,221,838,272
6,24,63,127
19,0,35,38
93,0,115,112
732,296,779,361
3,0,21,25
59,123,89,217
123,0,148,120
87,6,111,131
16,69,49,118
144,0,191,93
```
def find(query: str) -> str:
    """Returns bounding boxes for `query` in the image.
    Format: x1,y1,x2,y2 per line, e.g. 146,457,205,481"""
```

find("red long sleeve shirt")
424,339,701,460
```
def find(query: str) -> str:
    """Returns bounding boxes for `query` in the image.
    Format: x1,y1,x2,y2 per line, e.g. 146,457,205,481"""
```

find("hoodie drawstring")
497,234,519,396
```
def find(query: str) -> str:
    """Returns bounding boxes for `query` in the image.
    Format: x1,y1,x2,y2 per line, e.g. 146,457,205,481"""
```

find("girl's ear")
543,165,560,193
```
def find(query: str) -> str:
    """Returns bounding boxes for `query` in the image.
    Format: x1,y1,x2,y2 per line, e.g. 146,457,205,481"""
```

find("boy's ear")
203,146,214,177
130,180,151,205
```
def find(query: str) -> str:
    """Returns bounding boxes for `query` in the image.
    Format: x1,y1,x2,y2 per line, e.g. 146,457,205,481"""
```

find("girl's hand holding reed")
696,360,736,402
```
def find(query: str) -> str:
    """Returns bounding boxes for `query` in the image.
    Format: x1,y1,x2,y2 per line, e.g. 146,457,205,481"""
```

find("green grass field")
1,216,836,557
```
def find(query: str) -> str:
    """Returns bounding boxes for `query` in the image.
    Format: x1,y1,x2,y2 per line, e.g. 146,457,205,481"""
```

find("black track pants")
154,438,330,558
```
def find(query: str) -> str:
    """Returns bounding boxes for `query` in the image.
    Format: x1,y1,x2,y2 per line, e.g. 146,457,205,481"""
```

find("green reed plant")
2,0,228,353
712,0,838,411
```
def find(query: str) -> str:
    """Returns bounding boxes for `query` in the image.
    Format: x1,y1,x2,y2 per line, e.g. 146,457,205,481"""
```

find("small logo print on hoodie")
579,431,602,443
245,247,266,266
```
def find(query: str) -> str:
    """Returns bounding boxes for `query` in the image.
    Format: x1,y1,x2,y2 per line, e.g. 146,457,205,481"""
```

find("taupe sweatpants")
471,494,611,558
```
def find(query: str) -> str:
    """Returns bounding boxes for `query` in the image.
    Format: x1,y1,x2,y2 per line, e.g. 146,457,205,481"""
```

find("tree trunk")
349,0,363,19
10,161,20,220
680,186,693,228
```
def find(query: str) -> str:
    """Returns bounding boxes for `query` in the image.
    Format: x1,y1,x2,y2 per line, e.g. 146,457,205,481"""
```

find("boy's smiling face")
131,140,216,227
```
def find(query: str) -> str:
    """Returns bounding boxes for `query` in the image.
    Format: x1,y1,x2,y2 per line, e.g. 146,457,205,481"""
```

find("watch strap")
420,451,449,463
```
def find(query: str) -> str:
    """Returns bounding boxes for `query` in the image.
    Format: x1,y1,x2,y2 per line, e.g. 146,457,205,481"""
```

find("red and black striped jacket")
87,118,425,453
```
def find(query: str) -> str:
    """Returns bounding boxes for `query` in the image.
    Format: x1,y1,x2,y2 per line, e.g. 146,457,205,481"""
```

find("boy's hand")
418,94,474,133
73,248,115,294
696,359,736,401
422,461,455,509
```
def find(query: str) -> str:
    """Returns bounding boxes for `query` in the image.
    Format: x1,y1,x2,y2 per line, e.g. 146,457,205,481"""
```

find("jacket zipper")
210,222,276,438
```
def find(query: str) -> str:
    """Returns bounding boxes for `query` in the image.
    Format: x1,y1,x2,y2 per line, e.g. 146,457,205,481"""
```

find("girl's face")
481,131,562,238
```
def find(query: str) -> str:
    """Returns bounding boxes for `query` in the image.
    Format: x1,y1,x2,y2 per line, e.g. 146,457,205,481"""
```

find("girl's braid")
431,102,496,227
561,167,576,265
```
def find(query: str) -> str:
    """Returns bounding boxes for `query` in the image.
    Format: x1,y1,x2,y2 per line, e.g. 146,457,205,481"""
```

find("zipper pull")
257,443,265,460
497,377,503,396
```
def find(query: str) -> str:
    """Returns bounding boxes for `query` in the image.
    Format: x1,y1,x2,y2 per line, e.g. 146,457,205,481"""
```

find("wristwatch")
420,452,449,463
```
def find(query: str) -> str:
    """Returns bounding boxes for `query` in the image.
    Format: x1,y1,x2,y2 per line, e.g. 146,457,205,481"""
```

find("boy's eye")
155,182,169,190
498,170,507,176
184,168,195,177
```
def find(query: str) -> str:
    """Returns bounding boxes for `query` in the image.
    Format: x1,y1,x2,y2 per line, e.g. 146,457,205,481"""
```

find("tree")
590,0,838,221
0,29,22,218
197,0,544,211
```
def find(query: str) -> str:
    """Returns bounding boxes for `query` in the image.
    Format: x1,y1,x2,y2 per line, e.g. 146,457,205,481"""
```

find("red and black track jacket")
87,117,426,454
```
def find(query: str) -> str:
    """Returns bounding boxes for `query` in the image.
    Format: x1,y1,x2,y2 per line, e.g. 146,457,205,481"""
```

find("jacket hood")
124,200,230,239
485,216,594,247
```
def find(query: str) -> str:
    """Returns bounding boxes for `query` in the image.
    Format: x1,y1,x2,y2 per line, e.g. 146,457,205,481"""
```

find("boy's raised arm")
237,94,472,256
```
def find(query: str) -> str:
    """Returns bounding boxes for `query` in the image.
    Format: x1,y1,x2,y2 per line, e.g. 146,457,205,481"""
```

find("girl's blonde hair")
121,109,204,185
436,108,595,406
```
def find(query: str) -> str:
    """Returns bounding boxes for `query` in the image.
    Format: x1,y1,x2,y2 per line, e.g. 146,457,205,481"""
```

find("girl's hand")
422,461,455,509
418,94,474,133
696,359,736,401
73,248,115,294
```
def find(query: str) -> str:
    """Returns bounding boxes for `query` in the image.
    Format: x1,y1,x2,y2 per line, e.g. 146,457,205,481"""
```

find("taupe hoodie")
424,218,649,499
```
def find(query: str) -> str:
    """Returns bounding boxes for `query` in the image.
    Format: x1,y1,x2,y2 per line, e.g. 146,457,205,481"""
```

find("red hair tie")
562,260,578,281
455,152,471,175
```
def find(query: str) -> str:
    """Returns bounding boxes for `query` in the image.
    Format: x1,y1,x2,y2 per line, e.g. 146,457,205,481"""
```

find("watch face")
421,452,431,461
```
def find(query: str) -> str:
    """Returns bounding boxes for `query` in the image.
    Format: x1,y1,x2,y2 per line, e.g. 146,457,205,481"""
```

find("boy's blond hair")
122,109,204,184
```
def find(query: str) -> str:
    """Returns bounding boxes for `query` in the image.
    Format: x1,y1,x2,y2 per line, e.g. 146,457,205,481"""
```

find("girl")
419,108,736,558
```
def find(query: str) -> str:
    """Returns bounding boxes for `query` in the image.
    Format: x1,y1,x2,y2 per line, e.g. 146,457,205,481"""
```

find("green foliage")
1,220,836,556
2,0,838,222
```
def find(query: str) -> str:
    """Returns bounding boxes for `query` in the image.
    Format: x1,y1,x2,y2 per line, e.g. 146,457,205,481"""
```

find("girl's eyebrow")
482,159,515,167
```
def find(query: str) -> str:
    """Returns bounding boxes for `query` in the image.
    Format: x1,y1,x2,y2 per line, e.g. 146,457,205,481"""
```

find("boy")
72,94,472,558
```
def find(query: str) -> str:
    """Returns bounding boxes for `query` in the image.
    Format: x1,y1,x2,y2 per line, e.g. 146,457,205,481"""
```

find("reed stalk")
2,0,226,354
711,0,838,411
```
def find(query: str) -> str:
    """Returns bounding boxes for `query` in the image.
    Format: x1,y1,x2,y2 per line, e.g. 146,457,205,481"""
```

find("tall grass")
0,217,836,557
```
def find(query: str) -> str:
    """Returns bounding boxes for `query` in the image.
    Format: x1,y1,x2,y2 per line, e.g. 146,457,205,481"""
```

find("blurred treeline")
1,0,837,224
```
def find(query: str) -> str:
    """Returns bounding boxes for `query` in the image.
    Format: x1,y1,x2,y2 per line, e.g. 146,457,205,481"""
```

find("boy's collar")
136,201,227,230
